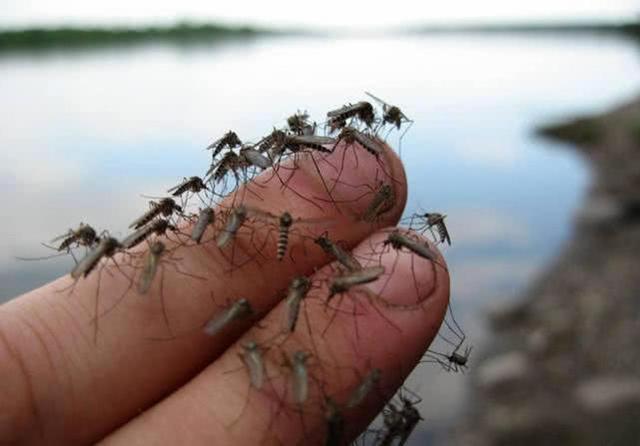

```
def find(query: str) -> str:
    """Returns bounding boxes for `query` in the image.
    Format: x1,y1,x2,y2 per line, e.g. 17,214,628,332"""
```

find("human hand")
0,141,450,445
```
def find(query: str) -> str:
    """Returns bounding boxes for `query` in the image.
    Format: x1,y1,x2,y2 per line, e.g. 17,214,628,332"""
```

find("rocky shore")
463,97,640,445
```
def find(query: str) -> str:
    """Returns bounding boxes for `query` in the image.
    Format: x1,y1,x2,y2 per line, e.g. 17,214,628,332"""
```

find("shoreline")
464,96,640,444
0,20,637,53
0,23,282,53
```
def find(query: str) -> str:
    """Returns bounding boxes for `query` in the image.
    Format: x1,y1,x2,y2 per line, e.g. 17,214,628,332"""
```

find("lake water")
1,33,639,443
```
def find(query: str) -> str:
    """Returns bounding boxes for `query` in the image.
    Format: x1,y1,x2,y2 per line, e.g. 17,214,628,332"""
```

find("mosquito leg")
270,156,324,212
358,289,402,334
307,152,341,214
92,267,105,344
328,140,350,195
158,267,175,338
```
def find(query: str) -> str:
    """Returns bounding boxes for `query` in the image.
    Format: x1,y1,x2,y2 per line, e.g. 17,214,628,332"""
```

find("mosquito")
414,212,451,246
423,343,473,373
362,183,394,222
191,208,215,244
70,236,122,279
137,241,166,294
264,133,335,159
123,239,207,337
275,212,294,261
244,207,326,261
226,340,267,429
333,126,385,157
259,133,340,213
396,402,422,446
314,232,362,272
257,128,287,154
283,350,311,407
346,368,382,409
326,101,376,133
382,230,439,264
241,340,265,390
265,348,318,441
66,235,134,343
370,229,444,309
422,297,471,372
239,144,272,170
203,297,254,337
324,129,392,202
129,198,183,230
378,403,404,446
257,277,323,383
215,205,281,271
206,150,241,184
216,205,248,249
287,111,316,136
365,92,413,132
283,276,312,334
252,126,338,213
207,151,265,201
51,223,99,251
15,223,100,264
324,264,402,338
206,130,242,158
328,265,385,300
324,398,345,446
378,389,423,446
285,135,336,154
167,176,207,197
121,219,177,250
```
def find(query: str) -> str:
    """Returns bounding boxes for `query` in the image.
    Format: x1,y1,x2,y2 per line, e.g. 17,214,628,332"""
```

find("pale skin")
0,141,450,445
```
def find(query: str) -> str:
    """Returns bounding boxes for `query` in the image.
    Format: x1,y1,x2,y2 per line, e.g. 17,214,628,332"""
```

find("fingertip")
281,140,408,226
322,228,450,370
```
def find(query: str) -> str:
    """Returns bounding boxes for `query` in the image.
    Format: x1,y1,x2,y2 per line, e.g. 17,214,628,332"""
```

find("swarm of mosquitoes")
25,92,470,445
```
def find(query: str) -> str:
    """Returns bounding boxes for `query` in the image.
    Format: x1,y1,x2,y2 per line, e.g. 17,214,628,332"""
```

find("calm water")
1,33,639,442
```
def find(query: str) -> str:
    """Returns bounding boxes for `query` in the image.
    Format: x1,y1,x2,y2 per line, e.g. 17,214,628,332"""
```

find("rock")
575,376,640,414
477,352,529,392
483,404,577,446
487,299,530,330
526,329,548,355
576,194,624,225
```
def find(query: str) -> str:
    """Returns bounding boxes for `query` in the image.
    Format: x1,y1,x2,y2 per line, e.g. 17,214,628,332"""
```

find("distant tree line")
0,22,275,52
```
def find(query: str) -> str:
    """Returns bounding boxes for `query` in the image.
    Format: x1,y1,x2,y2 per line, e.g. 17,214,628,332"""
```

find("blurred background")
1,1,639,444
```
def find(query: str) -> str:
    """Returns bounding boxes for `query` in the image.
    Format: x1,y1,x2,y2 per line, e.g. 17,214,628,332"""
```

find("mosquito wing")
441,225,452,246
129,204,160,229
50,230,73,243
288,135,336,153
138,250,160,294
241,147,272,169
121,225,153,249
290,135,336,145
166,177,190,193
327,102,367,118
191,208,214,243
364,91,389,107
353,131,385,155
243,343,265,389
242,205,279,223
70,240,109,279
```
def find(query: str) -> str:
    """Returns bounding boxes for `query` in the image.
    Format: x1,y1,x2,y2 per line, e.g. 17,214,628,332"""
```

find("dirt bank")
462,97,640,445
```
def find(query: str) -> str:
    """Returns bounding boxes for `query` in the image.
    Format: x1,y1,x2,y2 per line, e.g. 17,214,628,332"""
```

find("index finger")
0,140,407,444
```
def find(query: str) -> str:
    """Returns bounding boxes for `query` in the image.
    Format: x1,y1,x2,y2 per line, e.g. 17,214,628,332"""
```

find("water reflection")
1,32,639,442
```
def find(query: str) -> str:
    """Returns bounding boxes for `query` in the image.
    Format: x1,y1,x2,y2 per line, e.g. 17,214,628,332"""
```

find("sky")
0,0,638,29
